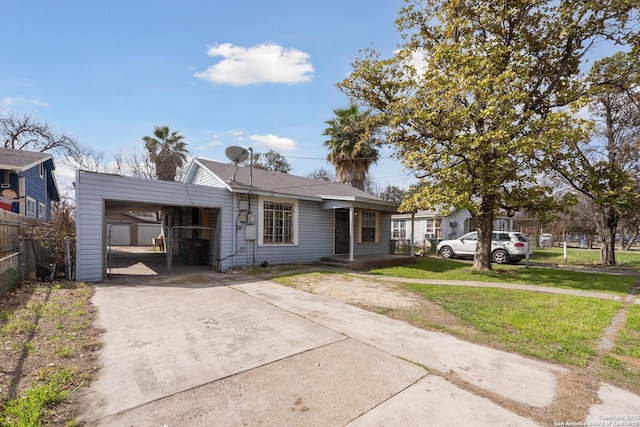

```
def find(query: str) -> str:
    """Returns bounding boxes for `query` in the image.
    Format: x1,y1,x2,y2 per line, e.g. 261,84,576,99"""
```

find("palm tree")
143,125,189,181
322,105,379,191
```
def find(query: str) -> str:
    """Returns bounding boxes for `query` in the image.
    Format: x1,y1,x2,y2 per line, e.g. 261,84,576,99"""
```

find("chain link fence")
106,224,218,276
0,236,75,296
107,223,167,276
168,226,217,273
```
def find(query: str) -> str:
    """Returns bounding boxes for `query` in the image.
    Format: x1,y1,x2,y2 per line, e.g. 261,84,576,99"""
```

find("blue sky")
0,0,416,191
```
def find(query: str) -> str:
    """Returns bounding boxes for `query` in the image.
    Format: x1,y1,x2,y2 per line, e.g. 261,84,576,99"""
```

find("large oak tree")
339,0,638,270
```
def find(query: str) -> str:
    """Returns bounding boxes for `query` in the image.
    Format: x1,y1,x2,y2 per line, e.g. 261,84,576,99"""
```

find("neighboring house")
75,158,401,281
391,209,513,244
0,147,60,220
106,212,162,246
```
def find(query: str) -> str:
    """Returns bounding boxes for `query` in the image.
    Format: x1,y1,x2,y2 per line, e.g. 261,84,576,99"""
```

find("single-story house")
106,212,163,246
391,209,513,244
75,158,403,281
0,147,60,220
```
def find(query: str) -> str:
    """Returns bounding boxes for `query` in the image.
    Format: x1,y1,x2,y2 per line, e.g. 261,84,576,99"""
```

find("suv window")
513,233,529,242
463,232,478,241
492,232,511,241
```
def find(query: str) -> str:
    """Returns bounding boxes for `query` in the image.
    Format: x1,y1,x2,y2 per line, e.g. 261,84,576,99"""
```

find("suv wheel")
492,249,510,264
439,246,454,259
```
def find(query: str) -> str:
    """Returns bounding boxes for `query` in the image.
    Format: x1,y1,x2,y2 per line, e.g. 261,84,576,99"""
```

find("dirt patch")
291,274,422,309
0,281,102,426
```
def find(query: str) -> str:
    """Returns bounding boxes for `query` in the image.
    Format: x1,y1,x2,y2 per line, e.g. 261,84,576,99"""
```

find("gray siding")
226,198,334,268
191,164,226,188
76,171,234,281
255,199,334,266
227,198,393,268
353,212,393,257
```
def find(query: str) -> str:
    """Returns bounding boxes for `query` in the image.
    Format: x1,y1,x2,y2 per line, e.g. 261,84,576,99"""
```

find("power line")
280,155,396,161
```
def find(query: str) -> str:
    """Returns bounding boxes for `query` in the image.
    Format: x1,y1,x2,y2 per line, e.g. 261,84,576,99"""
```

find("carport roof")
188,158,399,213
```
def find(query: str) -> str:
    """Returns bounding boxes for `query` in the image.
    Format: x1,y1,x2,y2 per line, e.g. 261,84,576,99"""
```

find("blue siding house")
0,147,60,220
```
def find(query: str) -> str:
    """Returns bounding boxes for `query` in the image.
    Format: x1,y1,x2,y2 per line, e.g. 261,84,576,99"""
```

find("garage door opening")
106,204,220,277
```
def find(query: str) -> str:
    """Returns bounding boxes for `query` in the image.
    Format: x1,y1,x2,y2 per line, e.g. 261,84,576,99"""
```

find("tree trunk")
473,198,495,271
618,227,626,251
625,231,638,251
598,212,617,265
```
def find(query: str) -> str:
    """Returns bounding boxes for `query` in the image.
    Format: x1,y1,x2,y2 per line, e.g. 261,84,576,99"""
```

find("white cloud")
1,97,49,107
195,43,314,86
197,140,222,150
248,134,297,151
210,129,245,140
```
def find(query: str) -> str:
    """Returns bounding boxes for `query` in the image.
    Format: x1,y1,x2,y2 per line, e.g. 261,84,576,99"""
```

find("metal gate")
107,224,218,276
107,223,169,276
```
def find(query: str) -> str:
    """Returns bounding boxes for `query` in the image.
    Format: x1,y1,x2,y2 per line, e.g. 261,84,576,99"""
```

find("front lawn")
400,282,621,366
369,257,636,296
531,247,640,270
613,304,640,359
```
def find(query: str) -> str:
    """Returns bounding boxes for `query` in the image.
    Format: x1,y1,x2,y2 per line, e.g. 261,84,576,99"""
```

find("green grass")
531,247,640,269
369,257,636,296
400,283,621,366
613,305,640,359
600,354,640,386
1,368,75,427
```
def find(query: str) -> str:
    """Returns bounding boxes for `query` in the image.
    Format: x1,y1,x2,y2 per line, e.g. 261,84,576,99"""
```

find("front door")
334,209,350,254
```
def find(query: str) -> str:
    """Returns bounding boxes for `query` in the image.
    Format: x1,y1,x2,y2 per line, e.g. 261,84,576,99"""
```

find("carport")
75,171,233,281
104,199,220,276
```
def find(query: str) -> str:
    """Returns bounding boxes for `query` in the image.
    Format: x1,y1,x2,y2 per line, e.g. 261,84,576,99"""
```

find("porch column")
349,206,355,261
410,211,415,255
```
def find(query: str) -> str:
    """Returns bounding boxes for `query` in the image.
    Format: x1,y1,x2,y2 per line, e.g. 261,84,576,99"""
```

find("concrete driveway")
77,272,640,426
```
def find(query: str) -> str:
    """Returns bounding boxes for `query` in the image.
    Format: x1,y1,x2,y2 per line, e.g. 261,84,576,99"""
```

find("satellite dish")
225,146,250,163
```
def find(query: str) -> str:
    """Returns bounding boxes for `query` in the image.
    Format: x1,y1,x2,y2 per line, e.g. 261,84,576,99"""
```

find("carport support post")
349,207,355,262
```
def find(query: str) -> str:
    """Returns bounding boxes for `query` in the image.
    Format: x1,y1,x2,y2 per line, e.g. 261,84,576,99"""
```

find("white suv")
436,231,532,264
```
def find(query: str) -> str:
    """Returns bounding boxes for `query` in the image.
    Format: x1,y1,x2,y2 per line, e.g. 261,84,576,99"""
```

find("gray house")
391,209,514,247
75,159,402,281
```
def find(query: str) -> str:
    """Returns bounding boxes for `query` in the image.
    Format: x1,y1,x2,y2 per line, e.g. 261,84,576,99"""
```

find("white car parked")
436,231,532,264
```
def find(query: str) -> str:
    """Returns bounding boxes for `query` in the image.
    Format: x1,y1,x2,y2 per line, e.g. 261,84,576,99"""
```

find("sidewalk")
350,271,636,303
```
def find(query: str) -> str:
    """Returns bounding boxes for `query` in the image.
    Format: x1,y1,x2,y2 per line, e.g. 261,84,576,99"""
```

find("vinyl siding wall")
22,166,47,219
228,197,393,268
75,171,234,281
353,211,393,257
191,165,226,188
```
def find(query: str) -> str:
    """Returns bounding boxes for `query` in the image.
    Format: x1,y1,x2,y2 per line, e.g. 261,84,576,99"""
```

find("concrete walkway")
348,271,638,304
77,272,640,426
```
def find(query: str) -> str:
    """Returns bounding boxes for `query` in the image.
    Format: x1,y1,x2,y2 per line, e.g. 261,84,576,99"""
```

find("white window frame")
26,196,36,217
358,210,379,243
392,220,407,240
258,196,298,246
38,202,46,219
425,219,442,239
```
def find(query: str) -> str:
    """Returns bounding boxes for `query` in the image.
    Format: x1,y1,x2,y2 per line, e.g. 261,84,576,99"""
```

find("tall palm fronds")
143,125,189,181
322,105,379,191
